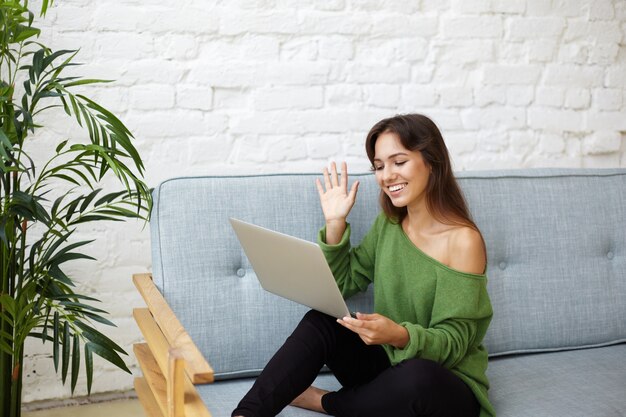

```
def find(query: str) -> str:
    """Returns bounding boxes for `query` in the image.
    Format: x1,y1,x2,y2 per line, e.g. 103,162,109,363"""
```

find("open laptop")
229,218,355,319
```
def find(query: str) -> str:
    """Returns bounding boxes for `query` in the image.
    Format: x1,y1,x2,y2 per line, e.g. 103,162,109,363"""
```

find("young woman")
233,114,495,417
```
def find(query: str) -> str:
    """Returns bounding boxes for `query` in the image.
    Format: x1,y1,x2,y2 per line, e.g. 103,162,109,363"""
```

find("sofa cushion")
194,345,626,417
196,373,341,417
487,344,626,417
459,169,626,356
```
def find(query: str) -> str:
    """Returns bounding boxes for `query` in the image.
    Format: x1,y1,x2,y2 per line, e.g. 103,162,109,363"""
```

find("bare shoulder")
447,226,486,275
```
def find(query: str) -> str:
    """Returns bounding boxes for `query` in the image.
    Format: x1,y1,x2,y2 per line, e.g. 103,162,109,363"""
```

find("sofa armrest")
133,273,214,384
134,343,212,417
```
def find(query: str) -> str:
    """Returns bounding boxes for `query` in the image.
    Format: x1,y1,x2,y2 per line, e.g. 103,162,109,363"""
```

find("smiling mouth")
388,183,407,192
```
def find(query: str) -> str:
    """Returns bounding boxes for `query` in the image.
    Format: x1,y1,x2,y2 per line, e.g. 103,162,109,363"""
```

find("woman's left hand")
337,313,409,348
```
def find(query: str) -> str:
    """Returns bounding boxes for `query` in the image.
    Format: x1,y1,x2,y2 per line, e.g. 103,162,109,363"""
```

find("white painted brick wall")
22,0,626,405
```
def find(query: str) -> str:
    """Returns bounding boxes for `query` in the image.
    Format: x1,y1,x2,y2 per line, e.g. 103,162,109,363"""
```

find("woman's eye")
395,161,407,166
370,165,383,171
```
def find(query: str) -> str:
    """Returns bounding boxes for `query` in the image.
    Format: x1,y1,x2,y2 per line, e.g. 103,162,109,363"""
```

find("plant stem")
0,166,13,415
9,343,23,417
0,349,9,417
16,220,25,303
9,42,24,92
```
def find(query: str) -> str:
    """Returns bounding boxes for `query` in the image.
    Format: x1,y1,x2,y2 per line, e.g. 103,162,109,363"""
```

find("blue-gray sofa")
134,169,626,417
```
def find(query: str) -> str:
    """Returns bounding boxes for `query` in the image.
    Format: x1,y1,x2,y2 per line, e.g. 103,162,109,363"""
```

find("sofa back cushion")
150,169,626,379
459,169,626,356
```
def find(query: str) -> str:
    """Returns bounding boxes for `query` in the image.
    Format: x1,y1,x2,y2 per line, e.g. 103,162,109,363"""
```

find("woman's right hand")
316,161,359,244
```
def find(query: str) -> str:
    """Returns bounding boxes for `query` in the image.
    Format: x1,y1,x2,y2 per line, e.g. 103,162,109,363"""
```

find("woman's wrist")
325,219,346,245
390,324,410,349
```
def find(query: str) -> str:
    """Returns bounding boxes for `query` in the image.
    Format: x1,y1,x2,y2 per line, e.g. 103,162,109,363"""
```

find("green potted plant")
0,1,152,416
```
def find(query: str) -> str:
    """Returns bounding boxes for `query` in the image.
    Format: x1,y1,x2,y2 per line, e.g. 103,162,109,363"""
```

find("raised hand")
316,162,359,244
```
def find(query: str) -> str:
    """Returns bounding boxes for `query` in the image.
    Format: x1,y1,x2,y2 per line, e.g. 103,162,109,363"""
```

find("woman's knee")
293,310,338,338
394,359,479,416
393,359,453,393
301,309,336,327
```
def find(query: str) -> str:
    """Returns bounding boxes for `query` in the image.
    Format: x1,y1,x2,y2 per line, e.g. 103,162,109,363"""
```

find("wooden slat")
168,349,185,417
134,273,214,384
134,308,170,376
135,377,165,417
134,344,168,417
135,343,213,417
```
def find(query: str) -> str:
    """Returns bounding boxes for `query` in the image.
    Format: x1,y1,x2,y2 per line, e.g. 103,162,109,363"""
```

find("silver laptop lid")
229,218,351,319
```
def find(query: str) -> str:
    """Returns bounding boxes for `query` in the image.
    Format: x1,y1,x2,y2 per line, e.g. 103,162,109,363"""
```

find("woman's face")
372,131,431,210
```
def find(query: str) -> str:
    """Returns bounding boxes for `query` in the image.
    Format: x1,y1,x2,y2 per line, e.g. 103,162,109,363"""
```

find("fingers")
323,167,331,191
337,317,376,344
338,314,394,346
355,312,377,320
321,161,352,192
330,161,339,188
336,317,362,333
338,315,372,329
315,178,324,198
349,180,359,201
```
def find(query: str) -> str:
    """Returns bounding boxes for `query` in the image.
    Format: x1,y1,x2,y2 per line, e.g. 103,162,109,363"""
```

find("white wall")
23,0,626,404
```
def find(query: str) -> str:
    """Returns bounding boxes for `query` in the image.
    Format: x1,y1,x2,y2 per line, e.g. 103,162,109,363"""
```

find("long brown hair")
365,114,479,232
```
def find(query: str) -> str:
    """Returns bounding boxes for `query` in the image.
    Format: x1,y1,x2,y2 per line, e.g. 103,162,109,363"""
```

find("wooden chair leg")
168,349,185,417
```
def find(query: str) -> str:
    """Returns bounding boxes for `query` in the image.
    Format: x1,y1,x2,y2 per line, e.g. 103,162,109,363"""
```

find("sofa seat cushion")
488,344,626,417
196,345,626,417
196,373,341,416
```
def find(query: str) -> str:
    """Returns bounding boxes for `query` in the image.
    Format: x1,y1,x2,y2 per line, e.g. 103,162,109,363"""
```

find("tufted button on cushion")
607,251,614,260
236,268,246,277
499,261,507,270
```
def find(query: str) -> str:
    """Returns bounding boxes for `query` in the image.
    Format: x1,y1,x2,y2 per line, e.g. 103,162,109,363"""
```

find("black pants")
232,310,480,417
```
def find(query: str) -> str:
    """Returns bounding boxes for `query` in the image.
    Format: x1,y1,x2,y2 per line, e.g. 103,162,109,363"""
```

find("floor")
23,399,144,417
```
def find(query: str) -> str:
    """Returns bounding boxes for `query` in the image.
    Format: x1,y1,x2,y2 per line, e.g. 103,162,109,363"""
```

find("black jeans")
232,310,480,417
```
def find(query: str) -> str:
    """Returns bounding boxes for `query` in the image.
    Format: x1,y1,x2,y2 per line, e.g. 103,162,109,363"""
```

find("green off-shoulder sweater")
318,214,495,417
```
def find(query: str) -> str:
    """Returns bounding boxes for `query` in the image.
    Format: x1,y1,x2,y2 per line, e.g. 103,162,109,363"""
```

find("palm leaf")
61,321,70,383
52,311,59,371
70,333,80,393
48,265,75,287
63,79,111,88
75,321,126,354
84,342,130,374
85,343,93,394
78,311,115,327
60,301,108,315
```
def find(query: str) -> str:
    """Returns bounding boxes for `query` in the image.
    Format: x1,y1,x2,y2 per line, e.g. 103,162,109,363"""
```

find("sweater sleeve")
385,268,493,368
317,217,381,299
